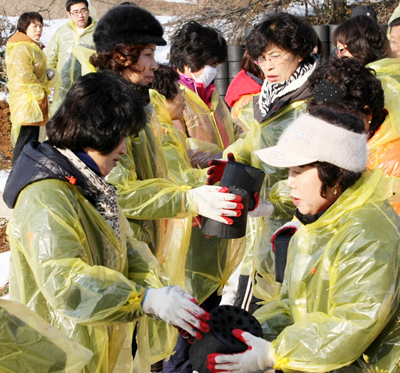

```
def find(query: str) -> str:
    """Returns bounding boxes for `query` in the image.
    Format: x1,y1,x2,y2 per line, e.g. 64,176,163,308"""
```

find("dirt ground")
0,100,12,169
0,224,9,254
0,100,12,256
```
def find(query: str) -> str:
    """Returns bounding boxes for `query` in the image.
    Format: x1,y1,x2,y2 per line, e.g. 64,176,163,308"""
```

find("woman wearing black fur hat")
90,4,244,369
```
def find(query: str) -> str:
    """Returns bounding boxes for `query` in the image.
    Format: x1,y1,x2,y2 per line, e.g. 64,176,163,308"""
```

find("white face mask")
190,65,217,88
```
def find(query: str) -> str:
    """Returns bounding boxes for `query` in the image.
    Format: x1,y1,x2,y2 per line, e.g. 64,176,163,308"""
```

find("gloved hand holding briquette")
142,285,210,340
206,152,236,185
188,185,243,225
206,329,275,372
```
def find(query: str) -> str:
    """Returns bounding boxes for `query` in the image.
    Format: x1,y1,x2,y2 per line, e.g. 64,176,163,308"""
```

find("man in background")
45,0,96,113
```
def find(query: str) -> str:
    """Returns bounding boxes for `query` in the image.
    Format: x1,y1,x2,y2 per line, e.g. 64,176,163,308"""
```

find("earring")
368,120,372,124
334,188,337,196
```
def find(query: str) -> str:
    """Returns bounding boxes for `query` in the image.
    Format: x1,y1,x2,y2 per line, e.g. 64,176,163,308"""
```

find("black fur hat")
94,5,167,53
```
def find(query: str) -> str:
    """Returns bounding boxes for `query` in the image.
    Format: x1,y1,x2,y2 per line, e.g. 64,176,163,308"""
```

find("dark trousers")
163,290,222,373
13,126,40,164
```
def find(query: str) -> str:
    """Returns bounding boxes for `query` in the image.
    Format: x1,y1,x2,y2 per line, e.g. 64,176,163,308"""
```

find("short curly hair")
89,43,145,73
332,15,391,65
169,21,227,73
308,56,385,139
245,12,316,62
152,63,180,101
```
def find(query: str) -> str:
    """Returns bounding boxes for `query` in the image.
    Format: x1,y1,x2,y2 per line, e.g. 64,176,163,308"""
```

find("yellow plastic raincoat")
45,18,97,113
366,58,400,213
149,89,208,188
7,178,169,372
254,169,400,373
148,90,246,305
107,104,197,256
107,104,199,362
231,94,256,133
6,32,50,145
0,298,93,372
223,96,304,301
179,86,241,168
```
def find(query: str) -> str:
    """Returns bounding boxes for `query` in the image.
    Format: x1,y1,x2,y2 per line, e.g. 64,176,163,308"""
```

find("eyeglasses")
69,8,89,16
336,47,347,57
257,51,290,65
390,39,400,48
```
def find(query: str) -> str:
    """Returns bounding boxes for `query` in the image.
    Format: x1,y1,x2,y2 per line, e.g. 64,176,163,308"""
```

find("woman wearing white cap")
206,107,400,373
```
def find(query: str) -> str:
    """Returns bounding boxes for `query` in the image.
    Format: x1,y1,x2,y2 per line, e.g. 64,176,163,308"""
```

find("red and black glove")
207,153,235,185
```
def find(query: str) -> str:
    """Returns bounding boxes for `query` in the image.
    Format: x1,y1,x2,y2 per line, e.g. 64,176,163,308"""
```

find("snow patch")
0,251,10,290
4,15,174,63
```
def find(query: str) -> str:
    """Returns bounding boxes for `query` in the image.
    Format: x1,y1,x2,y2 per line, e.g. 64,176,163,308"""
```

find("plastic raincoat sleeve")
269,180,296,220
123,216,179,365
12,183,149,326
255,175,400,372
107,135,197,220
124,218,171,289
163,130,208,187
7,44,47,101
73,45,97,75
186,137,223,168
44,28,60,70
0,299,93,372
366,59,400,213
231,94,255,135
150,89,208,187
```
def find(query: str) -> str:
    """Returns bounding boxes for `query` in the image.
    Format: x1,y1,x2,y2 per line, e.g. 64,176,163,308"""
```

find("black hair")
152,63,180,101
311,28,324,58
389,17,400,29
17,12,43,34
307,106,364,197
308,56,385,139
66,0,89,12
47,72,146,154
246,12,316,62
169,21,227,73
332,15,391,65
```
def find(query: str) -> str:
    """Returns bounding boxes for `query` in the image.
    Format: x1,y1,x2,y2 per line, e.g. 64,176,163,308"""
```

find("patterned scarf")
57,147,121,242
259,60,316,117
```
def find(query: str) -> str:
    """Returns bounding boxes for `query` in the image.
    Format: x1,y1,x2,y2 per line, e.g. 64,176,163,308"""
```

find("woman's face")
122,44,158,86
166,81,185,121
287,165,338,215
258,45,302,84
84,138,127,177
336,42,354,58
26,21,43,41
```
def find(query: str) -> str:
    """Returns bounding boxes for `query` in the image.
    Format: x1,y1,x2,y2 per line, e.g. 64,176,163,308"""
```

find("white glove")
188,185,243,225
272,219,301,236
142,285,210,339
207,329,275,373
248,197,274,218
